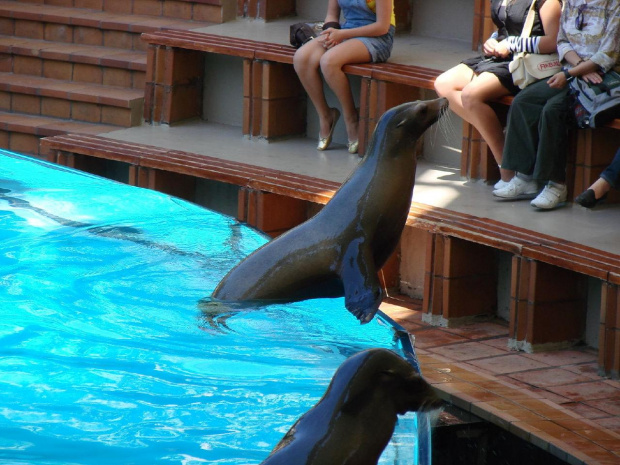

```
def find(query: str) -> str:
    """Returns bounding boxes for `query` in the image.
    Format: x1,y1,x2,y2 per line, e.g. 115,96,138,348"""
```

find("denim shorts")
343,23,395,63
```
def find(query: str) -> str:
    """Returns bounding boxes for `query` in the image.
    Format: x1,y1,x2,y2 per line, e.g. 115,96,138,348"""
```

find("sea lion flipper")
340,239,383,324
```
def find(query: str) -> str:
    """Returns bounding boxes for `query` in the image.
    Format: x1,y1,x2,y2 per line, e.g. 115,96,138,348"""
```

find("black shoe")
574,189,607,208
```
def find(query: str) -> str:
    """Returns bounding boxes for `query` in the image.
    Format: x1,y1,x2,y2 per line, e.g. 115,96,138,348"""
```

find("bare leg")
435,65,514,182
293,40,335,139
461,72,513,181
434,63,475,122
320,39,371,143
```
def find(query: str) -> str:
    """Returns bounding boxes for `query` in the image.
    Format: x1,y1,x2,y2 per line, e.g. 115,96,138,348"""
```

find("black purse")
289,22,341,49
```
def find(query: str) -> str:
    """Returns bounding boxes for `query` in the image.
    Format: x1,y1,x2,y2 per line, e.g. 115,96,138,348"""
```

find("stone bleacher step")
0,71,144,127
0,35,147,89
0,0,215,51
0,109,120,156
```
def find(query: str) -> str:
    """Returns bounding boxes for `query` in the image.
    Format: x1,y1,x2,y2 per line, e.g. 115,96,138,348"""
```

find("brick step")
0,72,144,126
0,0,215,52
0,35,146,88
0,110,120,157
10,0,229,23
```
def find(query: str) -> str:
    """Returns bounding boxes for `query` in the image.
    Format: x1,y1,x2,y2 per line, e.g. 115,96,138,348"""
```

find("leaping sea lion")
212,98,448,323
260,348,443,465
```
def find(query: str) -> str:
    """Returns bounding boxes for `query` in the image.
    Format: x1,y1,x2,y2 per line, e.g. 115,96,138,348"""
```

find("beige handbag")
509,0,561,89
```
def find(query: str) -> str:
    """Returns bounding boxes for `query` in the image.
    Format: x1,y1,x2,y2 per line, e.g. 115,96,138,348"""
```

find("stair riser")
1,53,145,89
12,0,229,23
2,19,149,52
2,91,143,127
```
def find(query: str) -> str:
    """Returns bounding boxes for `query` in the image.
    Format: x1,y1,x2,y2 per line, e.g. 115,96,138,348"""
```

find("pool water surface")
0,151,424,464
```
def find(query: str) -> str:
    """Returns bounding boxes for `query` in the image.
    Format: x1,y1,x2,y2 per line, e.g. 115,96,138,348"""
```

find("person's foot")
344,108,359,149
493,175,538,200
317,108,340,151
575,178,611,208
493,179,510,190
530,182,567,210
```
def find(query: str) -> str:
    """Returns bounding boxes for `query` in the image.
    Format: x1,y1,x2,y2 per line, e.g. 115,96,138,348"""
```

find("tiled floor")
379,295,620,464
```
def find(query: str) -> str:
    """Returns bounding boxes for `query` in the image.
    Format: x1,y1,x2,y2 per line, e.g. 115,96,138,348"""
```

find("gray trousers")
501,79,572,182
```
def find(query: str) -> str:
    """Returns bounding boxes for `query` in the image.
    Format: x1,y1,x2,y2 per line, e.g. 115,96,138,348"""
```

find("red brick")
12,94,41,115
41,97,71,119
44,23,73,43
14,20,44,40
72,101,101,123
43,60,73,80
74,27,103,46
73,64,103,84
133,0,163,16
13,56,42,76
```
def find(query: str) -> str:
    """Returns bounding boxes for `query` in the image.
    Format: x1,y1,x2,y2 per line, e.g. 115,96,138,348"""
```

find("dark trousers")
502,79,572,182
601,147,620,190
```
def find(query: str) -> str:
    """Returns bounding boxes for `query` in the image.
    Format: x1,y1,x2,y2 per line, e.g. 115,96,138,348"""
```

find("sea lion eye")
396,119,407,128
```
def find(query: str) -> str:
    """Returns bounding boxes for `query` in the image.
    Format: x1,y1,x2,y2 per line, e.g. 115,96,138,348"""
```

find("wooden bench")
41,133,620,379
141,28,620,205
140,29,441,156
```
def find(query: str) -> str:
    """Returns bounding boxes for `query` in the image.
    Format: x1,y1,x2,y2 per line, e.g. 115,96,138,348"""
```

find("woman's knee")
319,53,343,80
293,47,317,73
434,73,453,97
461,85,486,110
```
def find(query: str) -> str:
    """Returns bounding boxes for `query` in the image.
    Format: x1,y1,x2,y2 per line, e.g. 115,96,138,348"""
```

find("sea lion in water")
212,98,448,323
260,348,443,465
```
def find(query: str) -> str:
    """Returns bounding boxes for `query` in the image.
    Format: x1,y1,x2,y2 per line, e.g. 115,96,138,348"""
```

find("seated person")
493,0,620,210
434,0,562,188
575,147,620,208
293,0,395,154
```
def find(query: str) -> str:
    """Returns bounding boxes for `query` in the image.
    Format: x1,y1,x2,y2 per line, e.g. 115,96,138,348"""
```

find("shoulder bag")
509,0,561,89
569,70,620,128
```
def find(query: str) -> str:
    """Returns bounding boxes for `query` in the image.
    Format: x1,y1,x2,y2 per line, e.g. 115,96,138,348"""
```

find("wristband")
322,21,341,30
562,68,573,81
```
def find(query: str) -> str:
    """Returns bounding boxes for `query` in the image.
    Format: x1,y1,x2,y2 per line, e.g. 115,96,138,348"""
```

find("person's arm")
494,0,561,58
323,0,393,44
588,2,620,73
550,3,620,88
324,0,341,24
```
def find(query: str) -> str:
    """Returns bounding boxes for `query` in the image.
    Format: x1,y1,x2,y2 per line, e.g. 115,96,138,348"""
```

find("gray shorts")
347,25,395,63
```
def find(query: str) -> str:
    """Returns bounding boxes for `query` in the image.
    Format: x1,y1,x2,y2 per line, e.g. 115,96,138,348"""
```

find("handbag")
509,0,561,89
289,22,320,48
289,21,341,49
569,70,620,128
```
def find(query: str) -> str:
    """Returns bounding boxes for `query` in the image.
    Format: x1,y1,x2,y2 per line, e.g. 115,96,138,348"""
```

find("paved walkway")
380,295,620,464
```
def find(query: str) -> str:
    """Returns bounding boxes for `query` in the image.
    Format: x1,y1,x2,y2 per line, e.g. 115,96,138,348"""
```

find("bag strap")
520,0,538,38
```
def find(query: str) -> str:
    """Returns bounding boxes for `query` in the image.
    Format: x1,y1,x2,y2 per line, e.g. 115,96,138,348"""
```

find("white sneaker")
493,176,538,199
493,179,510,190
530,183,567,209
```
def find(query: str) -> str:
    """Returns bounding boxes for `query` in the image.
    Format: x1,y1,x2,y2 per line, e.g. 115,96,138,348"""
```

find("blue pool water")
0,151,426,464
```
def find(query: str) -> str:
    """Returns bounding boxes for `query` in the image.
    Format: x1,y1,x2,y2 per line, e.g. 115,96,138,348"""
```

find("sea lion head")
336,348,444,415
367,97,448,157
261,348,443,465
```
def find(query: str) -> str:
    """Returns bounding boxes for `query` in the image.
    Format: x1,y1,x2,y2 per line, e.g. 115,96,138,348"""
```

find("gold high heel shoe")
347,140,359,154
317,108,340,151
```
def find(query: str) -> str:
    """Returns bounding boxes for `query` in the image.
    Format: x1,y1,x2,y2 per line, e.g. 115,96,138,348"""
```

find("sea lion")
260,348,443,465
212,98,448,323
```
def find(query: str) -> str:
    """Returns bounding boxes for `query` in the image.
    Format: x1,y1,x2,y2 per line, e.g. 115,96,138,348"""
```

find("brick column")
509,257,588,352
244,60,306,139
599,280,620,379
423,234,497,326
237,0,295,20
237,188,310,237
144,45,204,125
